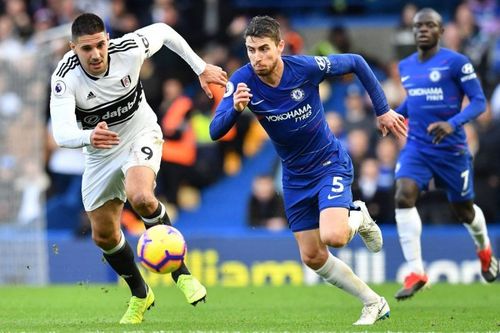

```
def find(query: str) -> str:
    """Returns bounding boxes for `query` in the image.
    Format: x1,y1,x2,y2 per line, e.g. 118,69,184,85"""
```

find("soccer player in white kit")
50,13,227,324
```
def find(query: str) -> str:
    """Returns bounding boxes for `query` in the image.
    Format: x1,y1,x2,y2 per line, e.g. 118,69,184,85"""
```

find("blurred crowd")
0,0,498,234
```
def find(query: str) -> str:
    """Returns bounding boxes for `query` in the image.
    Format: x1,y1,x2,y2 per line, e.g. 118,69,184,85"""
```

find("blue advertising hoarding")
48,226,500,285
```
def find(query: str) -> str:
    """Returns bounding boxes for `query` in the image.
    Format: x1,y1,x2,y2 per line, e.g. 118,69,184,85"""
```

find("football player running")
210,15,407,326
394,8,498,300
50,13,227,324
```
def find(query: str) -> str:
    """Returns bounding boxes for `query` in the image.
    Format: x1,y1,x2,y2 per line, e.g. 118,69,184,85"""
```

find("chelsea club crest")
291,88,305,101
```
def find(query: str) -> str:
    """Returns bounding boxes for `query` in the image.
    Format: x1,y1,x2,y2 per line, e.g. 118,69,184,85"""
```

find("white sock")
395,207,425,275
314,252,379,305
347,210,363,242
463,204,490,250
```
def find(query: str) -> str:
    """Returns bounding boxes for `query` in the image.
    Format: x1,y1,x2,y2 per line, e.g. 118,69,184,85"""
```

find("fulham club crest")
121,75,131,88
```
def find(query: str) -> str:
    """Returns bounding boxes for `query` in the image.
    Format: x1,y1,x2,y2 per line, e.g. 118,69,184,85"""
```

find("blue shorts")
282,159,355,232
395,144,474,202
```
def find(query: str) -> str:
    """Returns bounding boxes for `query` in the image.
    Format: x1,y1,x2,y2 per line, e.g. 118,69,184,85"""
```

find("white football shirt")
50,23,206,158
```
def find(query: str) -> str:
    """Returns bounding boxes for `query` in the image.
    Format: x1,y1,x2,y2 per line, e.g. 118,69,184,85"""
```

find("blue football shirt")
210,54,389,188
397,48,486,153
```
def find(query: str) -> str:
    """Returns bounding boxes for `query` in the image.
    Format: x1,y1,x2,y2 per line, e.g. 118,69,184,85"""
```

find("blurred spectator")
312,25,350,56
46,0,80,25
442,22,462,51
140,58,163,115
454,3,491,90
0,15,24,60
381,59,407,109
190,90,225,182
156,79,197,208
312,25,370,117
325,111,347,149
491,83,500,121
346,128,372,183
465,0,499,37
276,14,303,55
0,155,20,222
375,136,398,190
226,15,249,60
247,174,287,231
353,158,394,223
343,90,376,137
32,8,57,33
105,0,139,38
45,122,87,234
148,0,195,85
392,2,418,60
4,0,32,41
472,107,500,222
16,159,49,225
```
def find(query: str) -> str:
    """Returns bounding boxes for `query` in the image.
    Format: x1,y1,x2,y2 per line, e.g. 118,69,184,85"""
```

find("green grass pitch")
0,283,498,332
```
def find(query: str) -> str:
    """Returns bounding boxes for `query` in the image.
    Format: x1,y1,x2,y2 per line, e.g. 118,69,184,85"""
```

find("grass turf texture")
0,283,498,332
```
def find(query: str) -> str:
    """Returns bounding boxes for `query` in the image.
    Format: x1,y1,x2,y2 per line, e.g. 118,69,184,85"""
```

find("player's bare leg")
295,227,390,325
88,199,153,323
126,166,206,305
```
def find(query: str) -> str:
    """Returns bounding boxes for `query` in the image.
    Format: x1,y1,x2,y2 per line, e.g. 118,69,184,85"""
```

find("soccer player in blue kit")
210,16,407,325
394,8,499,300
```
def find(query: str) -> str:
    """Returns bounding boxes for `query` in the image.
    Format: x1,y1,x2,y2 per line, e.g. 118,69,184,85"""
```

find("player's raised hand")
198,64,227,99
377,109,407,140
427,121,453,144
233,83,252,112
90,121,120,149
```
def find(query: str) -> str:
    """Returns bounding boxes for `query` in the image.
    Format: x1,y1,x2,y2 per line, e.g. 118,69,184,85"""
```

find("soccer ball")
137,225,187,274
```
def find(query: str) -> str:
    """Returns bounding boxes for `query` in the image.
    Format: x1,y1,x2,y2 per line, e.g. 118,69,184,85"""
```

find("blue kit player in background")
394,8,499,301
210,16,407,326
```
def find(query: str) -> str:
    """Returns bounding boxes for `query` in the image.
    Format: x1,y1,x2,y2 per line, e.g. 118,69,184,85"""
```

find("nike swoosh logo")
401,76,410,82
328,194,342,200
250,99,264,105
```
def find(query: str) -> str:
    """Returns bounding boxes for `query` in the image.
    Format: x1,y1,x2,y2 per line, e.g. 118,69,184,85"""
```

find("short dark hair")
244,16,281,45
414,8,443,27
71,13,105,40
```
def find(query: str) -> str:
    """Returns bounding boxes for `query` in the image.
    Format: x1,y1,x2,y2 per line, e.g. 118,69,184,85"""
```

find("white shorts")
82,125,163,211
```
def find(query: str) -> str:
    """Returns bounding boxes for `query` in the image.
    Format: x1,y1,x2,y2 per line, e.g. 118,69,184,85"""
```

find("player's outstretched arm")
135,23,226,98
377,109,407,140
327,54,388,118
198,64,227,99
